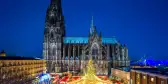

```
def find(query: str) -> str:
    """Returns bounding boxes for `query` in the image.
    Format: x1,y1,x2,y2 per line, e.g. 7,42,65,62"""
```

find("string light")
67,58,112,84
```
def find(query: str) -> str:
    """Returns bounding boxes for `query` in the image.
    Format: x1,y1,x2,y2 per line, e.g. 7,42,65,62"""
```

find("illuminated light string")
67,58,112,84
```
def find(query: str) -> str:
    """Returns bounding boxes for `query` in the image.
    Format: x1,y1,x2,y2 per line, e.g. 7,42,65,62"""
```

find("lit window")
143,76,146,79
127,75,129,79
151,78,154,82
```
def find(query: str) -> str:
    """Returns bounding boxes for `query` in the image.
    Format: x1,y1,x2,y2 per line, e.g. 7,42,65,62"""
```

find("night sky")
0,0,168,60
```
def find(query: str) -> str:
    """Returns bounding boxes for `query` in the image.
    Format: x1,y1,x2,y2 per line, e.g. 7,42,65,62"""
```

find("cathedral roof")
64,37,118,44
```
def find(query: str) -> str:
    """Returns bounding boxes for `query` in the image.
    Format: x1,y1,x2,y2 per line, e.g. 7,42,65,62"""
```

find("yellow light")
137,74,140,78
137,82,139,84
0,53,6,57
127,75,130,79
115,71,118,74
67,58,112,84
151,78,154,82
143,76,146,79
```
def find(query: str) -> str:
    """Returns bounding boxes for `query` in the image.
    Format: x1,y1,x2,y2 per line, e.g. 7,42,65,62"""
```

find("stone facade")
43,0,130,75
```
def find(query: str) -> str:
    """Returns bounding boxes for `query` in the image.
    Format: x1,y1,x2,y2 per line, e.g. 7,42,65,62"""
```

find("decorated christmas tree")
67,58,111,84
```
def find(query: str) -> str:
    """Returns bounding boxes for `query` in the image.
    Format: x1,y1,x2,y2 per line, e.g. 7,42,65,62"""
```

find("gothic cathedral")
43,0,130,75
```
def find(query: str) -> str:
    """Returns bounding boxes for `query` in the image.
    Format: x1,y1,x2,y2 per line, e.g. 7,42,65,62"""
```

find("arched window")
91,44,98,60
92,48,98,55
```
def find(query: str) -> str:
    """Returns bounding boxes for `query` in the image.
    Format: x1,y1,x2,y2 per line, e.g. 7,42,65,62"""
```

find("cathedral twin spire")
50,0,96,37
46,0,65,36
49,0,62,17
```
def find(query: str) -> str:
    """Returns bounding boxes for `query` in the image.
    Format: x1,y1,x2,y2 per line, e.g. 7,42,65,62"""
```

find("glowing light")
151,78,154,82
127,75,130,80
137,74,140,78
115,71,118,74
39,73,51,82
67,58,112,84
143,76,146,79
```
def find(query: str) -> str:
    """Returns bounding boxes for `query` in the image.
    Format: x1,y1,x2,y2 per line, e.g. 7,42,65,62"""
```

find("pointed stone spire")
91,15,94,27
51,0,61,5
90,16,95,35
50,0,62,14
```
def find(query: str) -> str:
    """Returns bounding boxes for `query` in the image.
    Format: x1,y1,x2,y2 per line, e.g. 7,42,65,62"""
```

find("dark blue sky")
0,0,168,60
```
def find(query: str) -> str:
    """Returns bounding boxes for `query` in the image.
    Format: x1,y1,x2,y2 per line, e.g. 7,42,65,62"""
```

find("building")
43,0,130,75
111,68,130,83
131,66,157,69
0,50,6,57
130,68,168,84
0,56,47,84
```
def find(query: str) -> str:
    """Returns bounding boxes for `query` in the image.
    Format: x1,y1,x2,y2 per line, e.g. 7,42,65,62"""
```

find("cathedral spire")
90,16,95,35
50,0,62,11
51,0,61,5
91,15,94,27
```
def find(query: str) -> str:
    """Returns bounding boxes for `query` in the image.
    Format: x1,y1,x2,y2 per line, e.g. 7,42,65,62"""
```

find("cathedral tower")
43,0,65,72
42,0,130,75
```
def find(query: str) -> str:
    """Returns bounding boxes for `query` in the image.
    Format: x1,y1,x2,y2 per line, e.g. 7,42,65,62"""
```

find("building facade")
43,0,130,75
0,56,47,84
131,69,168,84
0,50,6,57
111,68,130,83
